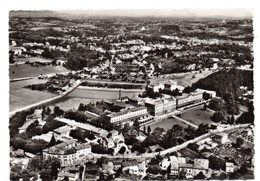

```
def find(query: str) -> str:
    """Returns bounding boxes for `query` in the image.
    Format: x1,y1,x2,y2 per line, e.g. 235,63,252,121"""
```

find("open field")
14,57,52,63
49,97,98,111
149,118,189,132
9,64,68,79
150,68,216,87
68,87,143,100
9,78,56,111
179,109,214,126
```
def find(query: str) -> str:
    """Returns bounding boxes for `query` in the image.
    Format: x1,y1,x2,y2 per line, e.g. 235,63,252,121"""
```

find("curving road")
90,124,250,160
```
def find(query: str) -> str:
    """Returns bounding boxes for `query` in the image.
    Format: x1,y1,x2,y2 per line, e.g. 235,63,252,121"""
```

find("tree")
118,146,126,154
178,169,187,179
54,106,63,116
147,165,162,174
209,155,225,170
147,126,151,135
133,120,140,134
50,157,61,179
196,124,209,136
236,137,244,147
211,111,225,123
48,133,56,147
9,51,15,64
40,169,52,181
46,107,51,115
194,171,206,179
202,103,207,111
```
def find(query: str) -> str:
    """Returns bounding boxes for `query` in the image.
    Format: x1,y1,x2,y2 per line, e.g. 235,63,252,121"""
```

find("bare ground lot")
9,64,68,79
179,109,214,126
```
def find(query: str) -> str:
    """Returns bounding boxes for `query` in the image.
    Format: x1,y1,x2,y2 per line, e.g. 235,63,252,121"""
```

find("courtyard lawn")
148,118,189,132
179,109,214,126
9,64,68,79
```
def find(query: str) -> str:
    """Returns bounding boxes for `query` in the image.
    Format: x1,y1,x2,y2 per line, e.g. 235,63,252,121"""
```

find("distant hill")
9,9,253,19
9,10,57,18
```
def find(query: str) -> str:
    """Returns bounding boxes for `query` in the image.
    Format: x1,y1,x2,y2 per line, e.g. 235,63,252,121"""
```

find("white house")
226,162,236,173
159,158,171,170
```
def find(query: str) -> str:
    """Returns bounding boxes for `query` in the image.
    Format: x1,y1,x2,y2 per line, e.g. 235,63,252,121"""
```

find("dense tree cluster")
236,101,254,124
193,69,253,99
141,124,210,151
10,136,48,154
9,109,34,138
81,81,143,89
28,155,61,181
69,128,95,142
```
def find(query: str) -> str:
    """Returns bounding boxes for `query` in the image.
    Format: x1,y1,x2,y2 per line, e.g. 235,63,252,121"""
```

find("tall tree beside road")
147,126,151,135
48,133,56,147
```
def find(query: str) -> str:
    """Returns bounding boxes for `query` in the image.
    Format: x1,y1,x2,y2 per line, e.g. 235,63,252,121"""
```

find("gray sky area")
55,9,253,18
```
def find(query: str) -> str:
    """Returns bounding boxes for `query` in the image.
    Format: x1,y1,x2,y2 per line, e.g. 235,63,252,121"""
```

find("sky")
56,9,253,18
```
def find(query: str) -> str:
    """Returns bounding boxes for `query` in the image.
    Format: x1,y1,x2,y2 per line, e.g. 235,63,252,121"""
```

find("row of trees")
81,81,143,90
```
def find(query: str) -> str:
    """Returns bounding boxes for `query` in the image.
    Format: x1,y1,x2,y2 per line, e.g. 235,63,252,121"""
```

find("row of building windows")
111,109,147,123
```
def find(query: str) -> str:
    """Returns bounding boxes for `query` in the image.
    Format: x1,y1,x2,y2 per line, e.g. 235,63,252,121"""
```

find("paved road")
10,77,34,82
171,115,198,129
92,124,250,160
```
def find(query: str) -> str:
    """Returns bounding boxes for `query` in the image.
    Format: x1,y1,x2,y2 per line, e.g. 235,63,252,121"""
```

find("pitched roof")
53,125,73,134
122,160,138,167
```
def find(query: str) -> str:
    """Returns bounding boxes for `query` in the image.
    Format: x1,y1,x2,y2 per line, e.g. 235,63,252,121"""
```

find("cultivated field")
9,64,68,79
179,109,214,126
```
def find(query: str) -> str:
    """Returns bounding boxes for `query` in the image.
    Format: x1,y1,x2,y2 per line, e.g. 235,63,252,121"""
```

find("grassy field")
9,78,56,111
149,68,215,87
68,87,143,100
49,97,97,111
9,64,68,79
149,118,189,132
179,109,214,126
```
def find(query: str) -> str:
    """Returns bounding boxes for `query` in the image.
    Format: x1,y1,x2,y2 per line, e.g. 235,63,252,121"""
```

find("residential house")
159,158,171,170
53,125,74,138
9,46,26,55
226,162,236,173
42,140,92,167
169,156,179,176
57,172,79,181
122,160,139,175
148,82,165,92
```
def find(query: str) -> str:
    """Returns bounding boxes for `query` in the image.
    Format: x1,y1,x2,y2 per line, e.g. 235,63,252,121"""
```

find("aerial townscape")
9,9,254,181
